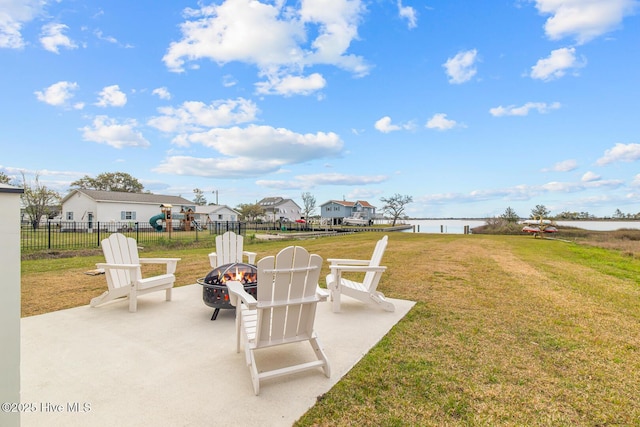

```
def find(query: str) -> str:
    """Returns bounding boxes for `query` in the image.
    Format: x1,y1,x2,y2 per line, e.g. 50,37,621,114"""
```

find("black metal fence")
20,221,246,251
20,220,315,251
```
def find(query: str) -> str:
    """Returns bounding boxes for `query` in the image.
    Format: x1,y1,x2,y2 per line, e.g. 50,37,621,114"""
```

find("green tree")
193,188,207,205
301,192,316,220
530,204,550,219
236,203,264,222
613,208,625,219
500,206,519,223
380,193,413,226
70,172,144,193
21,172,61,229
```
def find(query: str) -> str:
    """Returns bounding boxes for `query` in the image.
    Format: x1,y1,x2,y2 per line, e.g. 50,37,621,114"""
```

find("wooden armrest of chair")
243,251,257,264
327,258,370,266
316,287,330,301
330,265,387,273
227,280,257,309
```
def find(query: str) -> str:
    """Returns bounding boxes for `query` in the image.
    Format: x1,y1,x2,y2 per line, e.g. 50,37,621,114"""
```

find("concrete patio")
20,284,414,426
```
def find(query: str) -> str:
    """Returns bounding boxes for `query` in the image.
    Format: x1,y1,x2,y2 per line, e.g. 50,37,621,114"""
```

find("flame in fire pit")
204,262,257,286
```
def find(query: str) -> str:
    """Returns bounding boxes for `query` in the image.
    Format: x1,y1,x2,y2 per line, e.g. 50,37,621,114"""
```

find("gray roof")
258,197,300,208
0,183,23,194
62,189,194,206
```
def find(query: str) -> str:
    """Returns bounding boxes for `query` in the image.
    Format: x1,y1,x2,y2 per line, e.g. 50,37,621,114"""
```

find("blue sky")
1,0,639,218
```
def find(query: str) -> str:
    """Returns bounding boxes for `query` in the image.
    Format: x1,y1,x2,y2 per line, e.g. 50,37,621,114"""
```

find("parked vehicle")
342,212,370,226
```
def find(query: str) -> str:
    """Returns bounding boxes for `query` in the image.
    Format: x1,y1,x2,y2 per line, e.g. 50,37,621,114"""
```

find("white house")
195,204,240,223
60,189,195,230
257,197,302,222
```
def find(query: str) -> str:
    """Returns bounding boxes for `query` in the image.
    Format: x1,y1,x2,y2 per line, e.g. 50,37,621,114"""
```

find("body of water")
401,219,640,234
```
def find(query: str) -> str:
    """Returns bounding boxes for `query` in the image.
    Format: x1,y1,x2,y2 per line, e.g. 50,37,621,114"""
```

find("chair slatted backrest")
216,231,244,266
363,235,388,288
255,246,322,346
101,233,141,290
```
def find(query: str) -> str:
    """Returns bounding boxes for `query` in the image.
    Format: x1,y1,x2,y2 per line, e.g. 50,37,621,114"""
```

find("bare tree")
0,171,11,184
21,172,61,229
301,192,316,220
380,193,413,226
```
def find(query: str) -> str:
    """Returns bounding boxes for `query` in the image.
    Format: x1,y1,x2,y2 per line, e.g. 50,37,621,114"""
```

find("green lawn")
21,232,640,425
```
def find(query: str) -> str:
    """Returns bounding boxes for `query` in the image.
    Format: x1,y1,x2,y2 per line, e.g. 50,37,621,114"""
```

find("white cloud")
582,171,601,182
222,74,237,87
533,0,638,44
426,113,457,131
80,116,150,149
374,116,401,133
34,81,79,107
418,177,623,206
162,0,369,95
596,143,640,165
545,159,577,172
154,156,284,178
184,124,343,161
152,87,172,100
397,1,417,29
40,23,77,53
148,98,258,133
257,173,388,190
255,73,326,96
94,29,118,44
490,101,561,116
530,47,585,81
154,124,344,178
0,0,45,49
95,85,127,107
443,49,478,84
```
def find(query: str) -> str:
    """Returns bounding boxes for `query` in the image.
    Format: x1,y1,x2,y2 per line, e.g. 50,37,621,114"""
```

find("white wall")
63,195,173,229
0,185,23,427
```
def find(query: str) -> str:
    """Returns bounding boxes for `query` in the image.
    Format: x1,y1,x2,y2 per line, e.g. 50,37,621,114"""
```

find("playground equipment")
181,206,195,231
149,204,173,232
149,213,165,231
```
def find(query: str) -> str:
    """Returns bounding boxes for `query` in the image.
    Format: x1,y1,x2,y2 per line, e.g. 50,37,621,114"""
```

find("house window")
120,211,136,220
218,214,223,220
66,212,73,220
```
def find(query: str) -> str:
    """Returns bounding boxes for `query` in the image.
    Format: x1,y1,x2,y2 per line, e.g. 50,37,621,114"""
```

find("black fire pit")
197,262,258,320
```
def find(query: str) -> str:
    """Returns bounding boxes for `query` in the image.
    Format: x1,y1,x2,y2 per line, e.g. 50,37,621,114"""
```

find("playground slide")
149,213,165,231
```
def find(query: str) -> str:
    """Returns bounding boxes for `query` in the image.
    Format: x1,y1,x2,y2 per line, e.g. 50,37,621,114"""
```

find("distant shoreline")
406,218,640,221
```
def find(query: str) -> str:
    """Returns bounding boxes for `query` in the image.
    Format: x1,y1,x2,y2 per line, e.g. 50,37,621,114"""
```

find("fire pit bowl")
197,262,257,320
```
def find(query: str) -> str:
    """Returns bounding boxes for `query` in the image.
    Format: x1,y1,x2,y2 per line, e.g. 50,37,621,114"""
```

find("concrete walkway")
21,284,414,426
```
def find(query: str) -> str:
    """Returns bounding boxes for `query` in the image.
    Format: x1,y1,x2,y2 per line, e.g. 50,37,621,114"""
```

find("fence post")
48,221,52,249
97,222,101,247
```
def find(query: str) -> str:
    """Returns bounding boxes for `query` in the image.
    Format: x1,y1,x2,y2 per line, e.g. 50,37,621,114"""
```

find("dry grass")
20,231,640,425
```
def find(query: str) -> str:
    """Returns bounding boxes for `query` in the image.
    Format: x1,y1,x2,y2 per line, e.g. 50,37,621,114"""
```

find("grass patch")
21,232,640,425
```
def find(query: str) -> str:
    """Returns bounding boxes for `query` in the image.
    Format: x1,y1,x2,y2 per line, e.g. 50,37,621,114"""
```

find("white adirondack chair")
208,231,257,268
90,233,180,312
325,235,394,313
227,246,331,395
